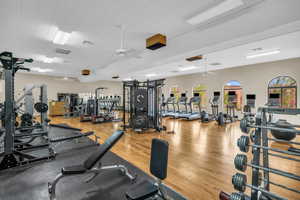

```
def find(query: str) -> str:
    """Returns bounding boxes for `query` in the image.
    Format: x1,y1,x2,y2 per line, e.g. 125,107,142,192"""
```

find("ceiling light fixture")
43,57,54,63
246,49,281,59
30,67,54,73
53,29,71,45
186,0,244,25
178,66,197,71
145,73,157,77
123,78,133,81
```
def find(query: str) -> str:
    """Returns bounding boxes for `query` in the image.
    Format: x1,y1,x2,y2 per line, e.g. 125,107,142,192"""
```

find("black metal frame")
122,79,165,132
0,52,55,170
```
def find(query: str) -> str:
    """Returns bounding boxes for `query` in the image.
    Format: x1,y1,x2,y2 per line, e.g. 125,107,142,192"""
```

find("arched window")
224,80,243,110
193,84,207,108
268,76,297,108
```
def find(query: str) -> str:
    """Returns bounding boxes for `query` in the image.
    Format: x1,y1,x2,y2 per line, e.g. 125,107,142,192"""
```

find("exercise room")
1,1,300,200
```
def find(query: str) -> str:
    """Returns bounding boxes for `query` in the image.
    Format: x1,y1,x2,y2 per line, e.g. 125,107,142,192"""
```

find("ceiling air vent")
112,75,120,79
210,62,221,66
55,48,71,55
83,40,94,46
186,55,203,62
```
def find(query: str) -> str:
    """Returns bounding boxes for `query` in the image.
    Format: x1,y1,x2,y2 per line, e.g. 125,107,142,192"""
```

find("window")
224,80,243,110
268,76,297,108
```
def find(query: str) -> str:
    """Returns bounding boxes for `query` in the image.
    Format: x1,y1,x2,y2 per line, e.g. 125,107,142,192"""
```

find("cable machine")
123,79,165,132
0,52,54,170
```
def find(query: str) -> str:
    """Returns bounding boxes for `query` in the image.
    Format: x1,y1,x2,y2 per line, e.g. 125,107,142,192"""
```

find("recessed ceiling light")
178,66,197,71
145,73,157,77
186,0,244,25
43,57,54,63
246,49,280,59
53,29,71,45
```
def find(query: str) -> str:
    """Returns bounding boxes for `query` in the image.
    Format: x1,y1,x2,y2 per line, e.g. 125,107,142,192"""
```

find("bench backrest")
150,138,169,180
83,130,124,169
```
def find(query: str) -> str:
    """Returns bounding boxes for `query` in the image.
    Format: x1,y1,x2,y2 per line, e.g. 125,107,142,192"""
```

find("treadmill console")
228,91,237,103
191,93,201,103
246,94,256,108
212,91,220,104
178,93,187,104
268,93,281,107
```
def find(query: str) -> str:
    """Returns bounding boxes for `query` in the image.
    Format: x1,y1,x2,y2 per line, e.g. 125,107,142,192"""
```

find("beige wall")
163,58,300,116
0,58,299,115
0,73,122,102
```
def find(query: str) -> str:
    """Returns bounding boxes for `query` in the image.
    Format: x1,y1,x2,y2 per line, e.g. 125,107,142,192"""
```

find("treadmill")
182,93,202,120
161,94,176,117
174,93,189,118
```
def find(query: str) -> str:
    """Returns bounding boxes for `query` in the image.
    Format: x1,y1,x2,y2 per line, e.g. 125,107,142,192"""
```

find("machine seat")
62,165,86,175
126,180,158,200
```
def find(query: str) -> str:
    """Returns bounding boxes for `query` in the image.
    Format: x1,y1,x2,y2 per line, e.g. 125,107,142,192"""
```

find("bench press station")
48,130,136,200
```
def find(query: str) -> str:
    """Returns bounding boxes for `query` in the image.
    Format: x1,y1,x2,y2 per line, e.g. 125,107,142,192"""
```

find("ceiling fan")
114,25,137,57
201,57,215,77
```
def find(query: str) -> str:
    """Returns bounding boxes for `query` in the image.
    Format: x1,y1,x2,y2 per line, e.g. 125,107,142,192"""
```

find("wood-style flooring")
50,116,300,200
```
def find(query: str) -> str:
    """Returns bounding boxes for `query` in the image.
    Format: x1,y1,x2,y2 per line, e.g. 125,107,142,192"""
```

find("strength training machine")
123,79,166,132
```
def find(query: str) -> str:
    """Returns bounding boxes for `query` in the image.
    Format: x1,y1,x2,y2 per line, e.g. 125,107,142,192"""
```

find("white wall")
163,58,300,117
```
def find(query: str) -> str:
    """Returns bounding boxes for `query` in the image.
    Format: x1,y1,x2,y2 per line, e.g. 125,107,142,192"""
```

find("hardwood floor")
50,116,300,200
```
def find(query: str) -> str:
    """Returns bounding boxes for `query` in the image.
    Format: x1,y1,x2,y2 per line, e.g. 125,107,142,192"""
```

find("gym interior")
0,1,300,200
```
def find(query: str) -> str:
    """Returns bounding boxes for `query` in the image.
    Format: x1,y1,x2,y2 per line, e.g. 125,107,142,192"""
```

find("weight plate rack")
230,107,300,200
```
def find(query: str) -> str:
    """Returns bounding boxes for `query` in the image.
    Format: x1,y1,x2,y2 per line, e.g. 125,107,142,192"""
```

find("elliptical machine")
243,94,256,116
201,91,220,122
218,91,238,125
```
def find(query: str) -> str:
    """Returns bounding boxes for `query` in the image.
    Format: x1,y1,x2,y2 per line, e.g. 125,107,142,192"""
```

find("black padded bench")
126,138,170,200
48,130,136,200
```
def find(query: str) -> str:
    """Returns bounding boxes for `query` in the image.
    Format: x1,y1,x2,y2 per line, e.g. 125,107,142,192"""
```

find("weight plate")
240,118,250,134
34,102,48,113
232,173,247,192
237,136,250,153
230,193,245,200
234,154,247,172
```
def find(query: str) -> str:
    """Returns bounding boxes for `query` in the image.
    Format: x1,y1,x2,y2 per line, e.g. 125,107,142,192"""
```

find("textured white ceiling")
0,0,300,81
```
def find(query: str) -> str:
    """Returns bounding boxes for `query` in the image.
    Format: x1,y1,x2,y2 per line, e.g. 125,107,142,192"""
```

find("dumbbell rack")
230,107,300,200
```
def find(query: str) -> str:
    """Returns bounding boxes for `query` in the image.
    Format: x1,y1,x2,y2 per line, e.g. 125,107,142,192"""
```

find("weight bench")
48,130,136,200
126,138,173,200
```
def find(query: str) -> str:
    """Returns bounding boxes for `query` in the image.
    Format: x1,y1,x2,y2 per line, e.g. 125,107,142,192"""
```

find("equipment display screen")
194,93,199,97
181,93,186,97
170,93,175,97
269,93,280,99
214,91,221,96
228,91,236,96
247,94,256,99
